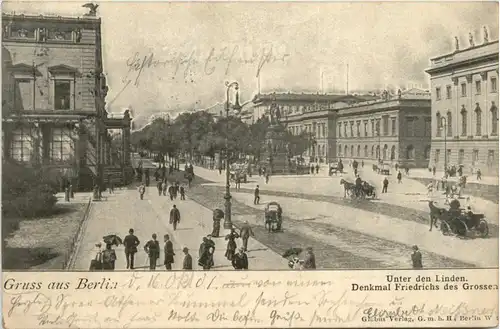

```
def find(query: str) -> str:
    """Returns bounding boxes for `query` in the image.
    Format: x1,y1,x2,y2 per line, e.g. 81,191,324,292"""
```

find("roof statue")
483,26,489,44
82,3,99,16
455,36,459,51
469,32,475,47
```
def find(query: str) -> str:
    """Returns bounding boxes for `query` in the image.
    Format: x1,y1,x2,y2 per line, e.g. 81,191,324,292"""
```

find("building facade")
266,90,431,166
425,37,499,176
2,13,132,190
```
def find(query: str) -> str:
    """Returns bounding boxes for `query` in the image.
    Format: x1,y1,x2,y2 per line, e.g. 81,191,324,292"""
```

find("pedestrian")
174,182,180,198
232,247,248,270
426,182,434,197
239,220,254,252
476,169,482,180
303,247,316,269
310,164,315,174
180,185,186,200
69,183,74,199
157,179,163,196
411,245,423,269
254,185,260,205
102,243,117,270
235,176,241,190
162,180,167,196
265,173,270,184
219,166,222,175
395,163,399,172
382,176,389,193
168,185,174,200
225,228,240,261
397,171,402,184
432,166,436,176
163,234,175,270
138,183,146,200
89,242,103,271
315,164,319,174
144,233,160,270
64,186,70,202
182,247,193,270
198,236,215,270
123,228,140,270
169,205,181,230
361,160,364,168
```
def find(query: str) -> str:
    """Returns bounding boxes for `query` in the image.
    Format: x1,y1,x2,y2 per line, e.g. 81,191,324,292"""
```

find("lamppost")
223,81,239,230
440,116,448,173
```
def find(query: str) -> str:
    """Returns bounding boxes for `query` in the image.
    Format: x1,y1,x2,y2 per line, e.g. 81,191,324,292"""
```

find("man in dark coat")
303,247,316,269
411,245,423,269
163,234,175,270
180,186,186,200
198,236,215,270
168,185,175,200
254,185,260,205
170,205,181,230
382,177,389,193
232,248,248,270
144,233,160,270
123,228,140,270
182,247,192,270
239,220,254,252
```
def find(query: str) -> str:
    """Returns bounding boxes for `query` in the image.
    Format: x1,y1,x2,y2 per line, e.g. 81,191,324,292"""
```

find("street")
71,164,498,270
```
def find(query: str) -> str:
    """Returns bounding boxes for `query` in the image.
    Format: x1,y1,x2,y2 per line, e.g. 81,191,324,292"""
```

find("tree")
284,130,315,158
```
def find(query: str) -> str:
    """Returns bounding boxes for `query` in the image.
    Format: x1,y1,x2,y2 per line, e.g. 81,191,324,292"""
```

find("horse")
340,179,356,198
428,201,446,231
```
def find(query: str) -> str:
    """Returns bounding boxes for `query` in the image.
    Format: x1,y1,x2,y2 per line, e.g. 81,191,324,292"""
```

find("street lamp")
440,116,447,173
223,81,239,230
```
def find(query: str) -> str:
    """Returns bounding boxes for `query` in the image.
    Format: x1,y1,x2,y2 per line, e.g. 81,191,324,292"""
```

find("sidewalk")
70,187,288,270
409,168,498,186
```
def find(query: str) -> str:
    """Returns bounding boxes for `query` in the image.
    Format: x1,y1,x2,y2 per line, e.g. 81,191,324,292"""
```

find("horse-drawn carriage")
340,179,376,200
329,162,344,176
428,201,489,238
264,201,283,233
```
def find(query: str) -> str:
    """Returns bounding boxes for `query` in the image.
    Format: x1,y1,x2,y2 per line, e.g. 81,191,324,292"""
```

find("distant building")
426,38,499,175
2,12,132,189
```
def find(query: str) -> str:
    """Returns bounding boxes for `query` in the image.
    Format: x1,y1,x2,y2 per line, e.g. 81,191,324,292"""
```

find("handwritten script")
2,270,498,328
123,45,291,86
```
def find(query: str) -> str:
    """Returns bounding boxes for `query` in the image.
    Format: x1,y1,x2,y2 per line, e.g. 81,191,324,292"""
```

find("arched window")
475,104,482,136
424,145,431,160
491,103,498,136
371,145,375,158
376,145,380,159
350,145,354,157
338,145,342,156
406,145,415,160
344,145,348,156
357,145,360,157
383,144,388,160
446,111,452,136
364,145,368,157
390,145,396,160
460,105,467,136
436,112,442,136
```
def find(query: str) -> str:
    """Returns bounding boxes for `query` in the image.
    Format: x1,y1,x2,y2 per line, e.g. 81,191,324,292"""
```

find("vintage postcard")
1,1,499,328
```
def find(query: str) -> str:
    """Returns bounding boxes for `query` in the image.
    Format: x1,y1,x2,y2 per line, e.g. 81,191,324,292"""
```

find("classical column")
466,74,473,137
481,71,489,135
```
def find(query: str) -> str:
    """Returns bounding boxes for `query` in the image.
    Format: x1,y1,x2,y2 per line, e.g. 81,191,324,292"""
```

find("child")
138,184,146,200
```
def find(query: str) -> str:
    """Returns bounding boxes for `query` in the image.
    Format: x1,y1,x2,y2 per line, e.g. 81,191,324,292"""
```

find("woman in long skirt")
224,228,239,261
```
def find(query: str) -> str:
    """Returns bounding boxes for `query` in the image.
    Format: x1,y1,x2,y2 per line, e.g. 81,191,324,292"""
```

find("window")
435,87,441,100
487,150,495,168
371,120,375,136
458,149,464,164
424,118,432,137
406,145,415,160
344,123,347,137
14,78,34,111
446,112,452,137
424,145,431,160
390,145,396,160
350,145,354,157
461,107,467,136
406,117,416,137
364,145,368,157
375,120,381,136
391,118,396,136
435,149,440,164
376,145,380,159
475,80,481,94
491,105,498,135
446,85,452,99
338,123,342,137
371,145,374,157
446,149,451,164
383,116,389,136
54,80,71,110
50,128,74,162
364,121,368,136
475,106,482,136
349,122,354,137
491,77,498,93
472,149,479,165
344,145,348,156
436,112,442,136
461,83,467,97
356,121,361,137
338,145,342,156
11,127,35,162
383,144,388,160
357,145,360,157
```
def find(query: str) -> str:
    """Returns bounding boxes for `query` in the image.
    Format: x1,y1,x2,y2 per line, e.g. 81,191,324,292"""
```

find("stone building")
334,89,432,168
2,12,132,190
425,32,499,176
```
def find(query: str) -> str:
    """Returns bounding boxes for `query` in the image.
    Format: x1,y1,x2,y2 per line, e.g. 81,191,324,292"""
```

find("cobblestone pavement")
162,172,476,269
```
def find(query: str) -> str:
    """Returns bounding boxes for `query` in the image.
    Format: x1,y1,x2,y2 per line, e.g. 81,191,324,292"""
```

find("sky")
3,1,499,122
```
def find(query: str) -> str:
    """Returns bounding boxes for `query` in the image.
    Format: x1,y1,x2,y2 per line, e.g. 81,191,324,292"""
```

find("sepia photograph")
2,1,498,274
